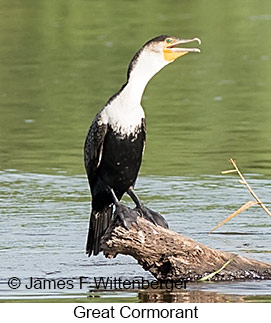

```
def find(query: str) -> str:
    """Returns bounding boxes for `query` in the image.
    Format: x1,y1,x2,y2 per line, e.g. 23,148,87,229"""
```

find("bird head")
161,36,201,61
127,35,201,81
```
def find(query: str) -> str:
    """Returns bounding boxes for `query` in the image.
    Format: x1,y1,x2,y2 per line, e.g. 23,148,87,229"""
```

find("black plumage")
84,114,148,256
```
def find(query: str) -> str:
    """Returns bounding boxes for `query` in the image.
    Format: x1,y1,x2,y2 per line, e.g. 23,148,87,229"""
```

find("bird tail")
86,205,113,256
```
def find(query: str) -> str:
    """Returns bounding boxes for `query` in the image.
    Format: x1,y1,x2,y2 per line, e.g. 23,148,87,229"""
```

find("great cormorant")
84,35,201,256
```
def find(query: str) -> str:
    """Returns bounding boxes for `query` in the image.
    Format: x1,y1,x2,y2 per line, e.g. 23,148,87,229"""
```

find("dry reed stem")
198,255,237,281
228,158,271,217
210,159,271,233
209,201,258,233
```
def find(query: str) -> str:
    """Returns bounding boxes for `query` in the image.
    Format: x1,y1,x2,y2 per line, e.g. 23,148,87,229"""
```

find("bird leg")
109,188,120,206
108,187,139,229
126,187,144,208
108,188,129,229
127,187,168,229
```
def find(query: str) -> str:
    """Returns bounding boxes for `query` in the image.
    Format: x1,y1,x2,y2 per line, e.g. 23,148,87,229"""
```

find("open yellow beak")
163,37,201,61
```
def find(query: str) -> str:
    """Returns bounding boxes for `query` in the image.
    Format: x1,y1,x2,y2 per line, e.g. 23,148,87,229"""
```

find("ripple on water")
0,170,270,301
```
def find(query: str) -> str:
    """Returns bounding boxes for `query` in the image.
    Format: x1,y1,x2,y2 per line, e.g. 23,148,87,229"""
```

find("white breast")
102,94,145,138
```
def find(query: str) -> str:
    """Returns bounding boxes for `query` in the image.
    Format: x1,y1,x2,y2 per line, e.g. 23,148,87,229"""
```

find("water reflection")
138,290,243,303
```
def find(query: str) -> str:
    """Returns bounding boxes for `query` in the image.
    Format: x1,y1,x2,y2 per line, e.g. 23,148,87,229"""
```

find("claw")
135,205,168,229
126,187,168,229
113,204,139,229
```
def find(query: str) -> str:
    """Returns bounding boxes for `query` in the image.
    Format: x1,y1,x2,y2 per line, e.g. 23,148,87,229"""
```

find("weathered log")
101,216,271,281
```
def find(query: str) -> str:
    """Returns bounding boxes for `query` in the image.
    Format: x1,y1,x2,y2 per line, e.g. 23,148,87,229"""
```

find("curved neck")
120,51,170,107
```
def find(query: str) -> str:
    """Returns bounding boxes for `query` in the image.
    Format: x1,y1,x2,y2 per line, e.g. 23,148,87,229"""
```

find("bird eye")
166,38,172,44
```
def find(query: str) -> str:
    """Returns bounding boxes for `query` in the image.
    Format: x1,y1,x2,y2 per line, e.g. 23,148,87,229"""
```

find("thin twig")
198,256,237,281
210,159,271,233
229,158,271,217
209,200,258,233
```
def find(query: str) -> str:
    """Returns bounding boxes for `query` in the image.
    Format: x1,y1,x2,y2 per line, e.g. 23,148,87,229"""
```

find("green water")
0,0,270,302
0,0,270,176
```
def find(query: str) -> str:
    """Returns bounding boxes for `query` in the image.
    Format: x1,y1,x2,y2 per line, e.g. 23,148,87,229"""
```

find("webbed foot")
113,204,139,229
135,205,168,229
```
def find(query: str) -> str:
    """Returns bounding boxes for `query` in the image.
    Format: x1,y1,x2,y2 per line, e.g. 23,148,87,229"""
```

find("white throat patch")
102,96,145,138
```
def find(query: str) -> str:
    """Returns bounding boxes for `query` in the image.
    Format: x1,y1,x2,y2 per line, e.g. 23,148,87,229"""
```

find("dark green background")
0,0,270,176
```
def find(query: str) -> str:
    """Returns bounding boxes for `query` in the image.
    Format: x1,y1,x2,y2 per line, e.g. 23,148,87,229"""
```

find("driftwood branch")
100,160,271,281
101,217,271,281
